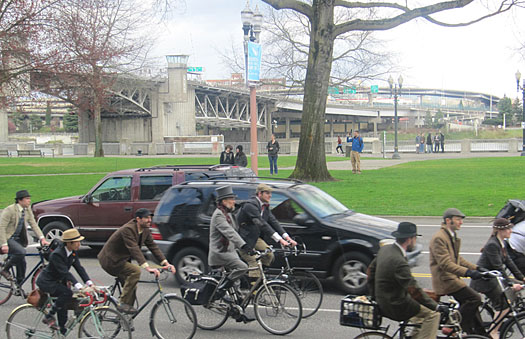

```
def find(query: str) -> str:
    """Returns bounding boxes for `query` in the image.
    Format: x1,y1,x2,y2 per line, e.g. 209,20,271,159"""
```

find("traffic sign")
371,85,378,93
187,67,203,73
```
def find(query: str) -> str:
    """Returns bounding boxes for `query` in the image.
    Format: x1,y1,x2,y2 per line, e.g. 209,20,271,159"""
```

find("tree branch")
261,0,312,20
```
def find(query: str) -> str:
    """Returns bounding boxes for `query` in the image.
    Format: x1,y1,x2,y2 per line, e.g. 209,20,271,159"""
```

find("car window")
204,188,254,217
157,187,205,225
291,185,348,218
91,177,132,202
139,176,172,201
270,193,305,223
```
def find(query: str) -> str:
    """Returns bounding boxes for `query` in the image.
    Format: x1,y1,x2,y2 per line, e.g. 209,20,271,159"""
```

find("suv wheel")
332,251,371,294
42,221,69,242
172,247,208,284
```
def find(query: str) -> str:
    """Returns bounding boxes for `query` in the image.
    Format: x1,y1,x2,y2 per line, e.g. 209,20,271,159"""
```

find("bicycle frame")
2,247,46,287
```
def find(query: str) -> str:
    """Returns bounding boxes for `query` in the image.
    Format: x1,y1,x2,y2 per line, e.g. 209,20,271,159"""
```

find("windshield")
291,185,349,218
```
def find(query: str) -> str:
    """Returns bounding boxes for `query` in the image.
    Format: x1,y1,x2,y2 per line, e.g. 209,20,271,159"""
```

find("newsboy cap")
443,208,465,220
135,208,153,218
256,183,273,193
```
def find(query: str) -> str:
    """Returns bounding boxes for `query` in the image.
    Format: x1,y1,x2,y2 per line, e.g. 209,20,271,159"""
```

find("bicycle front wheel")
6,304,53,339
500,312,525,339
150,294,197,339
193,298,229,330
354,332,392,339
0,269,14,305
254,281,302,335
286,270,323,318
78,306,131,338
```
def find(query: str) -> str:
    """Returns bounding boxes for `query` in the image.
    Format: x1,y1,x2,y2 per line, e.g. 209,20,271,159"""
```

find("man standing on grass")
349,130,363,174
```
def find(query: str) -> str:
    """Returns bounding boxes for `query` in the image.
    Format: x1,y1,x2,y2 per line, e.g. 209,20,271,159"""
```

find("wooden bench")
17,150,44,157
0,150,9,157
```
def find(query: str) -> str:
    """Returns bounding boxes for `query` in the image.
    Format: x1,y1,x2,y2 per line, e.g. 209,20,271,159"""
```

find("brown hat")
62,228,85,242
493,218,514,229
443,208,465,220
256,183,273,194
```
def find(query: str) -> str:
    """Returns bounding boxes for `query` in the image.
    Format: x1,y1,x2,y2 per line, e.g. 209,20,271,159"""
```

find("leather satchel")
27,288,47,308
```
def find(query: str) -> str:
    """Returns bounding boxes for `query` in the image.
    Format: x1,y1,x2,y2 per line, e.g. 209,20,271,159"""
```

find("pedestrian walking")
266,134,280,175
426,133,433,153
350,130,364,174
336,136,344,154
439,131,445,153
415,134,421,154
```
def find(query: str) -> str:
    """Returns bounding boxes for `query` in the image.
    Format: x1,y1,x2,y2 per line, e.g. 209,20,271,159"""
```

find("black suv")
152,179,421,294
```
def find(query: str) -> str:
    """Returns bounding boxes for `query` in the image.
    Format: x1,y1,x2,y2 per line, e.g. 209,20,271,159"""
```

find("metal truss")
108,77,152,116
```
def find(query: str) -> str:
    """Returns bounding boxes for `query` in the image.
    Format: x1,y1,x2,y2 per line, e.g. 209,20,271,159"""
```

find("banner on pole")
247,41,262,82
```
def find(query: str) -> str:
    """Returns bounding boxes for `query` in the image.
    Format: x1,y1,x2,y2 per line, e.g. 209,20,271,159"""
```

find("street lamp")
241,1,263,175
388,75,403,159
515,70,525,156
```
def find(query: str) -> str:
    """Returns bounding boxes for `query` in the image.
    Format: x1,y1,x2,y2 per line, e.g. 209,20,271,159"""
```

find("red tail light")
151,223,163,240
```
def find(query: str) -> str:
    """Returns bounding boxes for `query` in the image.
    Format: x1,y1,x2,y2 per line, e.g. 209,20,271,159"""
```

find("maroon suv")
31,165,254,248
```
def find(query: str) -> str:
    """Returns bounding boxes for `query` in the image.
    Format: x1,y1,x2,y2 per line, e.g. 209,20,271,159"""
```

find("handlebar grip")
78,292,94,307
93,289,107,305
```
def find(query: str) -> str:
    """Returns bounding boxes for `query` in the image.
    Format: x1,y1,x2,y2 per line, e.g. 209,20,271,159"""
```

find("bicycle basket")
180,277,218,305
340,295,382,330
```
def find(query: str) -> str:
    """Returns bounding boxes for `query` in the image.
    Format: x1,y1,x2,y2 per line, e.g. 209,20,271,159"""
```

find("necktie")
16,209,28,246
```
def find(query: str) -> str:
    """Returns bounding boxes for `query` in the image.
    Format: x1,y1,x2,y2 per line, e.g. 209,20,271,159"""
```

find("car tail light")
151,223,163,240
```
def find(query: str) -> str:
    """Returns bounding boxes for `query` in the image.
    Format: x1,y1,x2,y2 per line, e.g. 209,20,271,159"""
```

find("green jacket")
368,244,437,321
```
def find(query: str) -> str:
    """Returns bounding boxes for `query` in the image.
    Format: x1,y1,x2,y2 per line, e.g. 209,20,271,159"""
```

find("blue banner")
247,41,262,82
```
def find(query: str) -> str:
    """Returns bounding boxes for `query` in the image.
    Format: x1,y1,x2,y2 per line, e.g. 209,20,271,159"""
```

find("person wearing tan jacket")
429,208,487,336
98,208,175,314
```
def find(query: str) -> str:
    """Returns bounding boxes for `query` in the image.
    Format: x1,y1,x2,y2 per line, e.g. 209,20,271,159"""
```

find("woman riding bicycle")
470,218,525,339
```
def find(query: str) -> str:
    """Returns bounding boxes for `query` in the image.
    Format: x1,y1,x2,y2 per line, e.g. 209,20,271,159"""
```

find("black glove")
241,244,257,256
477,266,489,273
466,269,483,280
436,304,450,317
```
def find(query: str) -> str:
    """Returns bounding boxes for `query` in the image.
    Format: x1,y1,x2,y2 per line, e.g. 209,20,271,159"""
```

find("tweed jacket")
429,226,477,295
368,244,437,321
98,219,166,275
0,203,44,246
37,242,90,293
471,236,524,293
208,208,246,267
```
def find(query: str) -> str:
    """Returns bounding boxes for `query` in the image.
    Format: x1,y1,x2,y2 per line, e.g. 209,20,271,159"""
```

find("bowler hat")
216,186,236,201
62,228,85,242
135,208,153,218
391,222,421,238
256,183,273,193
493,218,514,229
15,190,31,201
443,208,465,220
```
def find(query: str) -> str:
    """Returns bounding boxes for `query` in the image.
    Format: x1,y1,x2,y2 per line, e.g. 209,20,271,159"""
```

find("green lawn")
1,157,523,217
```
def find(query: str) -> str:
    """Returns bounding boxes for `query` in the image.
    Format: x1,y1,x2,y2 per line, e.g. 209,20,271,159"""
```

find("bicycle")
269,244,323,318
104,267,197,339
5,286,131,338
186,247,303,335
0,244,52,304
340,295,488,338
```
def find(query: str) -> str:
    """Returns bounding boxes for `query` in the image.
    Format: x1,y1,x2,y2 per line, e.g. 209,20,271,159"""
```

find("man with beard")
368,222,445,339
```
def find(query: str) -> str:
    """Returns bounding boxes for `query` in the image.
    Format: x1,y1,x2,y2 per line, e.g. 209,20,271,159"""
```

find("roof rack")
136,165,216,172
177,176,303,186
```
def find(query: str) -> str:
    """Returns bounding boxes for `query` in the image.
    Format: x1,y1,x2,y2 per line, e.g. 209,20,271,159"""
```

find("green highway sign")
187,67,203,73
371,85,378,93
343,86,356,94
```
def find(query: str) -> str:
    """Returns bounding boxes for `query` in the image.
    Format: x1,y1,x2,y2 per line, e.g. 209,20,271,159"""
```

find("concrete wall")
0,107,7,142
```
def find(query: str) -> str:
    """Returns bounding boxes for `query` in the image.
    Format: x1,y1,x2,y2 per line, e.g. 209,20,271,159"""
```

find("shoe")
116,303,137,314
236,314,256,323
14,287,26,298
42,314,59,330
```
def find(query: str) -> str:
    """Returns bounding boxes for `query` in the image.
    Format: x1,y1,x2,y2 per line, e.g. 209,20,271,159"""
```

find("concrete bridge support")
0,106,8,142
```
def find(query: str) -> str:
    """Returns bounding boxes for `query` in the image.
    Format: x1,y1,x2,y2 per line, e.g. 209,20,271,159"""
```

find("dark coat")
220,151,235,165
368,244,437,321
98,219,166,275
471,236,524,293
234,152,247,167
426,134,432,145
37,243,90,293
266,140,280,156
236,197,286,248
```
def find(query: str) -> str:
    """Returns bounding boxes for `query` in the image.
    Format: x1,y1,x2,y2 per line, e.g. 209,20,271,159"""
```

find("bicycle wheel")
78,306,131,338
499,312,525,339
150,294,197,339
254,281,302,335
0,270,14,305
354,332,392,339
479,300,494,329
193,298,229,330
286,270,323,318
30,264,45,291
6,304,53,339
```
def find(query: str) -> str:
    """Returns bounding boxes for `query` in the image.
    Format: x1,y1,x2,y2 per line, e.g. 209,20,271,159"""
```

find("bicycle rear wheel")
30,264,45,291
499,312,525,339
0,269,14,305
78,306,131,338
285,270,323,318
6,304,53,339
354,332,392,339
254,281,302,335
150,294,197,339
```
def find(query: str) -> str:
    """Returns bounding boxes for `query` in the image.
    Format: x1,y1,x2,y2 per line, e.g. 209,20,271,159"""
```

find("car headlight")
379,238,394,247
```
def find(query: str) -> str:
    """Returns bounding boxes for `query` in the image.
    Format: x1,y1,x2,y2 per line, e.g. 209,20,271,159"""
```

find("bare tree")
262,0,522,181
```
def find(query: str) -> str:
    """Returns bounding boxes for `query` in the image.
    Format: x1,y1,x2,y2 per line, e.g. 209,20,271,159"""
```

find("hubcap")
177,255,204,281
340,260,367,290
46,228,64,241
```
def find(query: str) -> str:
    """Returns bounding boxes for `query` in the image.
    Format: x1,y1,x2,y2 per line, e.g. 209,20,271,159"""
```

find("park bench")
0,150,9,157
17,150,44,157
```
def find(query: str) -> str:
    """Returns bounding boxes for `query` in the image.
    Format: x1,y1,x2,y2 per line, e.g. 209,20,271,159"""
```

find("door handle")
124,207,132,212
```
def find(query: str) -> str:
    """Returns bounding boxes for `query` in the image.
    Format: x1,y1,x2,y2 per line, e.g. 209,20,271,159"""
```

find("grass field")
0,156,523,217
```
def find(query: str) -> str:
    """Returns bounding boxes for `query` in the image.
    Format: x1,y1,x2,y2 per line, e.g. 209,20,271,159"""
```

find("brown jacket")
0,203,44,246
429,226,477,295
98,219,166,275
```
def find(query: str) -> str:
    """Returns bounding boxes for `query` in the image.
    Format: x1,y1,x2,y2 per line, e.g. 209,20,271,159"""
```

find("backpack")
496,200,525,224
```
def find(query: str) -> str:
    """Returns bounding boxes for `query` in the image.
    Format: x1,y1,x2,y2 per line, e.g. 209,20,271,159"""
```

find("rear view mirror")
293,213,314,226
83,194,93,204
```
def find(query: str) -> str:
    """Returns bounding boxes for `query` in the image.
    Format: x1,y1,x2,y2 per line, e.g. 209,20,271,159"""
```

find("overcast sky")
152,1,524,99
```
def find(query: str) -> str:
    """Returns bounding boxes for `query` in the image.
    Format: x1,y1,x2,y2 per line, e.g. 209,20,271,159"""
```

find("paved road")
0,216,493,338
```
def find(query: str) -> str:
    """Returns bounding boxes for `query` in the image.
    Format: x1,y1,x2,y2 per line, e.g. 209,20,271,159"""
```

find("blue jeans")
268,155,278,174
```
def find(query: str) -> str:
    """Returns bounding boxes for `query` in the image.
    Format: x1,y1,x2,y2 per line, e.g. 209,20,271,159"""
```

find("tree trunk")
93,96,104,157
290,0,335,182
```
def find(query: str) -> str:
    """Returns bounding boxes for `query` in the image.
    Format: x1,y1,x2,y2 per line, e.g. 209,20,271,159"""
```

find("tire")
0,270,14,305
254,281,302,335
78,306,131,338
285,270,323,318
42,221,69,242
354,332,392,339
499,312,525,339
479,301,494,329
332,251,371,294
191,279,229,330
6,304,53,339
172,247,208,284
149,294,197,339
31,264,45,291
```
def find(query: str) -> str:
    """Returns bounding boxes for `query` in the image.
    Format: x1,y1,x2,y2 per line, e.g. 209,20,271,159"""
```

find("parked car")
151,179,422,294
31,165,254,248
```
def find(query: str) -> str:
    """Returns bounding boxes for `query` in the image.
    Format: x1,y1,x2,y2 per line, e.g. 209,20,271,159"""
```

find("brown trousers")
351,151,361,173
238,238,274,278
408,305,440,339
116,262,141,306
